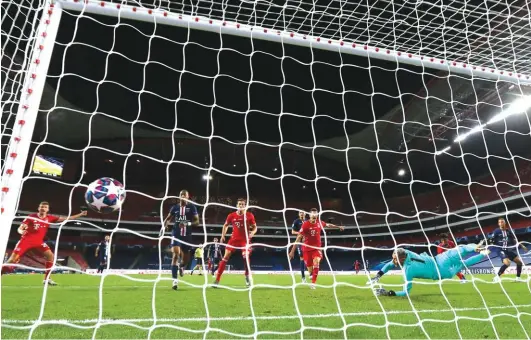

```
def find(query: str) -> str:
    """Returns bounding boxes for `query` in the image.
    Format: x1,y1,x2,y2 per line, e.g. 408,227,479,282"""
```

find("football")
85,177,126,214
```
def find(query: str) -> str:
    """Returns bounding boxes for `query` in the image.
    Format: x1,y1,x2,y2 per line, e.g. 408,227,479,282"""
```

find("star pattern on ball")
86,178,126,213
90,195,109,212
105,181,122,197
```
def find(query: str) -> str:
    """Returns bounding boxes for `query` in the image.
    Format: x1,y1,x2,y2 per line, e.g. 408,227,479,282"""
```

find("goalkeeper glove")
374,288,396,297
366,270,384,285
367,276,380,285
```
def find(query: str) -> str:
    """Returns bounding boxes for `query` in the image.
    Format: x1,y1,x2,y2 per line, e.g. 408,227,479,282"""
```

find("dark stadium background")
2,0,531,273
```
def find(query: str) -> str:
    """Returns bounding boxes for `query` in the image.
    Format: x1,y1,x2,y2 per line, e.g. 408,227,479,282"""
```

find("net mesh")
105,0,531,75
2,0,531,338
1,0,45,168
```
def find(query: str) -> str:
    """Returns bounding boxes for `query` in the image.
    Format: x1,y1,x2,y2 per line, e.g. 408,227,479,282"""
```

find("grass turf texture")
2,273,531,339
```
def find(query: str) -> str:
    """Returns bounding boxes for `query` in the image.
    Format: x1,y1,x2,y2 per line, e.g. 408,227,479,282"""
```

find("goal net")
2,0,531,338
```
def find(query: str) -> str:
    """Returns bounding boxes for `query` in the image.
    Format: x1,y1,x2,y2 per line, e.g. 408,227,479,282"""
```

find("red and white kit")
225,211,256,256
299,219,327,268
13,213,59,257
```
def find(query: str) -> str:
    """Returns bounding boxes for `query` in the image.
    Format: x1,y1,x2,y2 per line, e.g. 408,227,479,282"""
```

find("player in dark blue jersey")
490,217,528,282
292,210,309,283
95,235,110,274
207,238,223,276
164,189,200,290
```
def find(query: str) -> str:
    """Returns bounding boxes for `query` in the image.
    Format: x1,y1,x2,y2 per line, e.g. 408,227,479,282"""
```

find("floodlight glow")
397,169,406,176
202,174,213,180
454,124,486,143
454,96,531,145
488,96,531,124
435,146,451,155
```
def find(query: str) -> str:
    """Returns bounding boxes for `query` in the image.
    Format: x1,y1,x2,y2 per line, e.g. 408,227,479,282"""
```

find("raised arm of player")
56,211,87,223
95,244,100,258
324,222,345,231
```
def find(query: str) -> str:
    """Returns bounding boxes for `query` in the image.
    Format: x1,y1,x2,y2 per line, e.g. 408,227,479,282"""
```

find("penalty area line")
3,304,531,325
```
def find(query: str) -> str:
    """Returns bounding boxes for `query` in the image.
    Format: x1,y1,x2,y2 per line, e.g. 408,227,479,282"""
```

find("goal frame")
60,0,531,84
0,1,62,265
2,0,530,267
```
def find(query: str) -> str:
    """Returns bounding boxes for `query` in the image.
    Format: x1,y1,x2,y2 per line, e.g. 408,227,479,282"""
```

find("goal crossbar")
59,0,531,85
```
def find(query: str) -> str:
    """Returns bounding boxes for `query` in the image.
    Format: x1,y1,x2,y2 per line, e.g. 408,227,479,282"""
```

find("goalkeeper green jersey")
195,247,203,259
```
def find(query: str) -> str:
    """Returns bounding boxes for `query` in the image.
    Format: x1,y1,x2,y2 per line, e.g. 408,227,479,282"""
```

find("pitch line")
3,304,531,325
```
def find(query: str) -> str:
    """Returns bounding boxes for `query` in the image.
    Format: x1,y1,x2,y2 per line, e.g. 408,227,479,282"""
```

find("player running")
354,260,360,274
289,208,344,289
190,244,204,275
163,190,200,290
207,238,223,276
1,201,87,285
368,242,489,297
437,233,467,283
213,198,257,288
95,234,110,274
491,217,528,282
291,210,308,282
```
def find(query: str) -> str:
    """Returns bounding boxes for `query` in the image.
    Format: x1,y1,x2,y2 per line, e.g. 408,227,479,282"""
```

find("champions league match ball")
85,177,126,214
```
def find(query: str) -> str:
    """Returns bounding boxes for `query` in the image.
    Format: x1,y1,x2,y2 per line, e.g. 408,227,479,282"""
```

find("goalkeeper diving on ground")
368,241,490,297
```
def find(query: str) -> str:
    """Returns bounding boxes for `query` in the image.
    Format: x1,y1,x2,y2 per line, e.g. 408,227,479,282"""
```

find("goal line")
4,303,531,326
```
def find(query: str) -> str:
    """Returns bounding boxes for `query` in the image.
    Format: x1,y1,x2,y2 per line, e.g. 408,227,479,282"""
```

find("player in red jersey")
1,201,87,285
437,233,467,283
213,198,257,288
289,208,344,289
354,260,360,274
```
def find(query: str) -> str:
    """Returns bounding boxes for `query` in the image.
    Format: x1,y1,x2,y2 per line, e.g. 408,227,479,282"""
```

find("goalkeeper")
369,242,489,297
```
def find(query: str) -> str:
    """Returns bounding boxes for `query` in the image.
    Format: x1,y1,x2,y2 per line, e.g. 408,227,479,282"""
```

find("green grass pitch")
2,273,531,339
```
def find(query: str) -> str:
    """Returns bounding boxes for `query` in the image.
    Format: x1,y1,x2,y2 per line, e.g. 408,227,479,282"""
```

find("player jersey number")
310,229,316,236
234,221,241,228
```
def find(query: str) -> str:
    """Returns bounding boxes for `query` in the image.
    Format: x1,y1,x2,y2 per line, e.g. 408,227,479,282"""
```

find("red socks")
312,266,319,284
216,259,227,281
44,261,53,281
456,272,465,280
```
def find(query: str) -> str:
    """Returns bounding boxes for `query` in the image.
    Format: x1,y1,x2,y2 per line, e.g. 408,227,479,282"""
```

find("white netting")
2,0,531,339
1,0,46,169
105,0,531,75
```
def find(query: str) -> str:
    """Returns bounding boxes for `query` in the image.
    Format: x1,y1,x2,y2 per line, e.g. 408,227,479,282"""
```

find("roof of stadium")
3,2,529,199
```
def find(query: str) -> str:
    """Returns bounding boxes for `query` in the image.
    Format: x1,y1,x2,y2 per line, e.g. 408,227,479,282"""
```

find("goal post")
2,0,531,338
0,1,62,265
2,0,529,260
